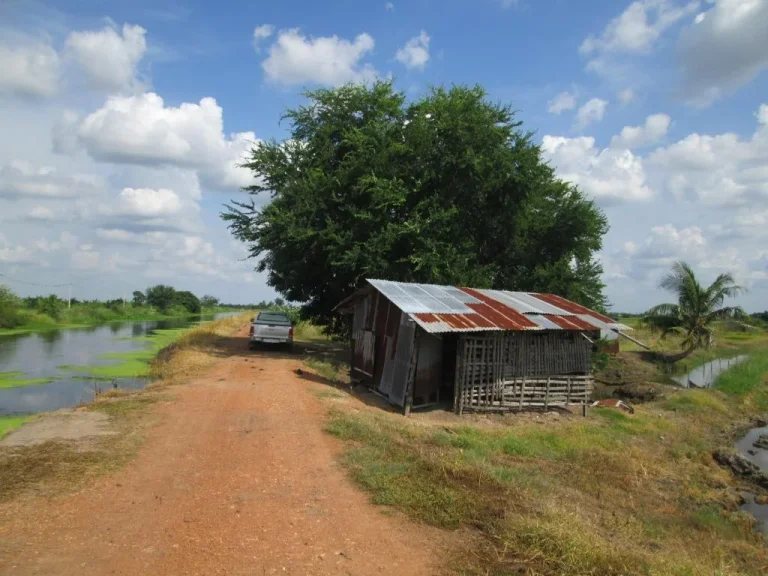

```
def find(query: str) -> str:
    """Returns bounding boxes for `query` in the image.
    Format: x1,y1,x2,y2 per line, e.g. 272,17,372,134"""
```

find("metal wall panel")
379,337,394,396
414,332,442,402
388,316,416,407
352,330,376,378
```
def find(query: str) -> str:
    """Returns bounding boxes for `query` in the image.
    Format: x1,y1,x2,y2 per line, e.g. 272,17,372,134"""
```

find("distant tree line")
0,283,245,330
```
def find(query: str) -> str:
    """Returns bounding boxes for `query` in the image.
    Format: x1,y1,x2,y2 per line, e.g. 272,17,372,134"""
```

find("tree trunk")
658,347,695,364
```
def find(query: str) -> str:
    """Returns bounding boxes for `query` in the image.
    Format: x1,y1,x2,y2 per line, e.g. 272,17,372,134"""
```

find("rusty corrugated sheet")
532,293,616,324
460,287,540,330
363,279,624,334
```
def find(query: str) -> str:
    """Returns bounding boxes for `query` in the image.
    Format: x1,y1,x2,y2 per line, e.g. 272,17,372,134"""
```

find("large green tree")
145,285,177,313
224,82,609,333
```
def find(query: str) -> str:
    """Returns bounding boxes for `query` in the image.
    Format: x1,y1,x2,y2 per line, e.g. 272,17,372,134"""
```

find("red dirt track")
0,326,447,575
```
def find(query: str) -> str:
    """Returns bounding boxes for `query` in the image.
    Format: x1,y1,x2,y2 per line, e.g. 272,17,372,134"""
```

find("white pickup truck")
248,311,293,350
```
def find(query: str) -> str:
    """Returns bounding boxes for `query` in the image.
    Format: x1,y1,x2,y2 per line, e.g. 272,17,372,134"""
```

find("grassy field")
315,324,768,575
616,317,768,377
0,313,252,501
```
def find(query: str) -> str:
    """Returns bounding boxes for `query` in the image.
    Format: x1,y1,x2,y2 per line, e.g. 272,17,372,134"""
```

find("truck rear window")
256,312,290,324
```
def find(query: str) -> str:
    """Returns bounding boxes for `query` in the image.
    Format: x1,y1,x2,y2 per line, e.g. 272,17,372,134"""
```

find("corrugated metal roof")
366,279,627,334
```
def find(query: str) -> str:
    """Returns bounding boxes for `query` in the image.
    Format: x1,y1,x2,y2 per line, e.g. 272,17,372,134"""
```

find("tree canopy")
224,81,609,333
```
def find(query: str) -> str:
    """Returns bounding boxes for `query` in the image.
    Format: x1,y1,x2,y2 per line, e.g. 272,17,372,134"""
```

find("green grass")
0,371,55,389
715,352,768,397
323,354,768,576
0,415,34,438
59,328,191,380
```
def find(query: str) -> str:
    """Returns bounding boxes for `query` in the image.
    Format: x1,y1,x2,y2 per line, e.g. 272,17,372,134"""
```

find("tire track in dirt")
0,327,449,575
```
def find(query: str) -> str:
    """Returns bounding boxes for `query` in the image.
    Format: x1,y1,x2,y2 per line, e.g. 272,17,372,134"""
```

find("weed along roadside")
308,338,768,575
0,313,251,501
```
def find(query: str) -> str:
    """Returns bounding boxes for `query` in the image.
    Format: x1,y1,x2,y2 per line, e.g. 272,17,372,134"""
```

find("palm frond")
706,306,746,321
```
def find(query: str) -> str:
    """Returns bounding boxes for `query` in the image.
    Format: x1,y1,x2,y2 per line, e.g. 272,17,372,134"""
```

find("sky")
0,0,767,312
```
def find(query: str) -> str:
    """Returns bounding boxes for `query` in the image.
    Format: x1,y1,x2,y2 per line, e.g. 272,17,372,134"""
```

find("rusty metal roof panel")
506,291,574,315
412,313,504,333
474,289,545,314
364,279,624,334
525,314,563,330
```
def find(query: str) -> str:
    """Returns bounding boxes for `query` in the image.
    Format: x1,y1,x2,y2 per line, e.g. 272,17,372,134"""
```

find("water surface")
736,425,768,532
673,355,747,388
0,314,228,415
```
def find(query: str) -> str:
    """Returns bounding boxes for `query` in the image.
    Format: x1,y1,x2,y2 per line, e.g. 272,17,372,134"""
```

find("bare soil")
1,411,113,447
0,327,449,575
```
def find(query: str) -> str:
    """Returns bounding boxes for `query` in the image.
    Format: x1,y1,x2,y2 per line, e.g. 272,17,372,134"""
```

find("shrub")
0,285,23,328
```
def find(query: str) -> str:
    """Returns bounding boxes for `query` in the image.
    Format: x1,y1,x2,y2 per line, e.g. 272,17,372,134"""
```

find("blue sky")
1,0,767,312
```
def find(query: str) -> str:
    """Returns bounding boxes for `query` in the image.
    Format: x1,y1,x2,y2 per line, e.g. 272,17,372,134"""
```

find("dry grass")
0,313,252,502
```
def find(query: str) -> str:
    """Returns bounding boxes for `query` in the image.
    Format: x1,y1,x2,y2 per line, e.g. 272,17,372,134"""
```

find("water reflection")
673,356,747,388
736,425,768,532
0,314,228,415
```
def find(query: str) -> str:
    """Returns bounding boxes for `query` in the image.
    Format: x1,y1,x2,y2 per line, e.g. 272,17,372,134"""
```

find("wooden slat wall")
456,332,592,413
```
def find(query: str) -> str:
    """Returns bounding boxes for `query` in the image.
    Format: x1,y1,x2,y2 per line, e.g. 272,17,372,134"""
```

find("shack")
335,280,630,415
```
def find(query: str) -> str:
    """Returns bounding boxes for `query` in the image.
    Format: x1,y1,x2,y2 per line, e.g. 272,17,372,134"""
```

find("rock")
753,434,768,450
713,450,768,490
713,450,759,476
613,382,662,403
748,449,758,456
754,415,768,427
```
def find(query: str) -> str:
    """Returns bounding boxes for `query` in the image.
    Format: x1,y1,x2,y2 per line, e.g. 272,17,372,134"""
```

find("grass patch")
0,370,55,388
294,320,330,342
325,393,768,575
0,415,34,438
304,356,349,385
716,352,768,396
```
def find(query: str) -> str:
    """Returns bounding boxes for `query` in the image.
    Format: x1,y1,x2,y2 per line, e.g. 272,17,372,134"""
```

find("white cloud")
71,246,100,269
547,91,577,115
648,103,768,205
261,29,377,86
541,135,653,204
115,187,183,218
0,234,34,263
678,0,768,105
395,31,430,71
252,24,274,51
65,23,147,92
575,98,608,129
0,40,60,98
385,2,395,11
60,93,255,191
0,160,104,198
611,113,671,149
618,88,635,104
581,0,700,55
95,229,169,244
27,206,55,221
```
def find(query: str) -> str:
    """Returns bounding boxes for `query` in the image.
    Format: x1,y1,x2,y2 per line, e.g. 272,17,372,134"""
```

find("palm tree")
644,262,745,360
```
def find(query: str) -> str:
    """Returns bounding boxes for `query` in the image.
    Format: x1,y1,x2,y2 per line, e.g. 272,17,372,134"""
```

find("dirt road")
0,328,447,575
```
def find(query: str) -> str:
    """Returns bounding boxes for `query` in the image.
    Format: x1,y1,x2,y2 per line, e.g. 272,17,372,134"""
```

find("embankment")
0,313,251,500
